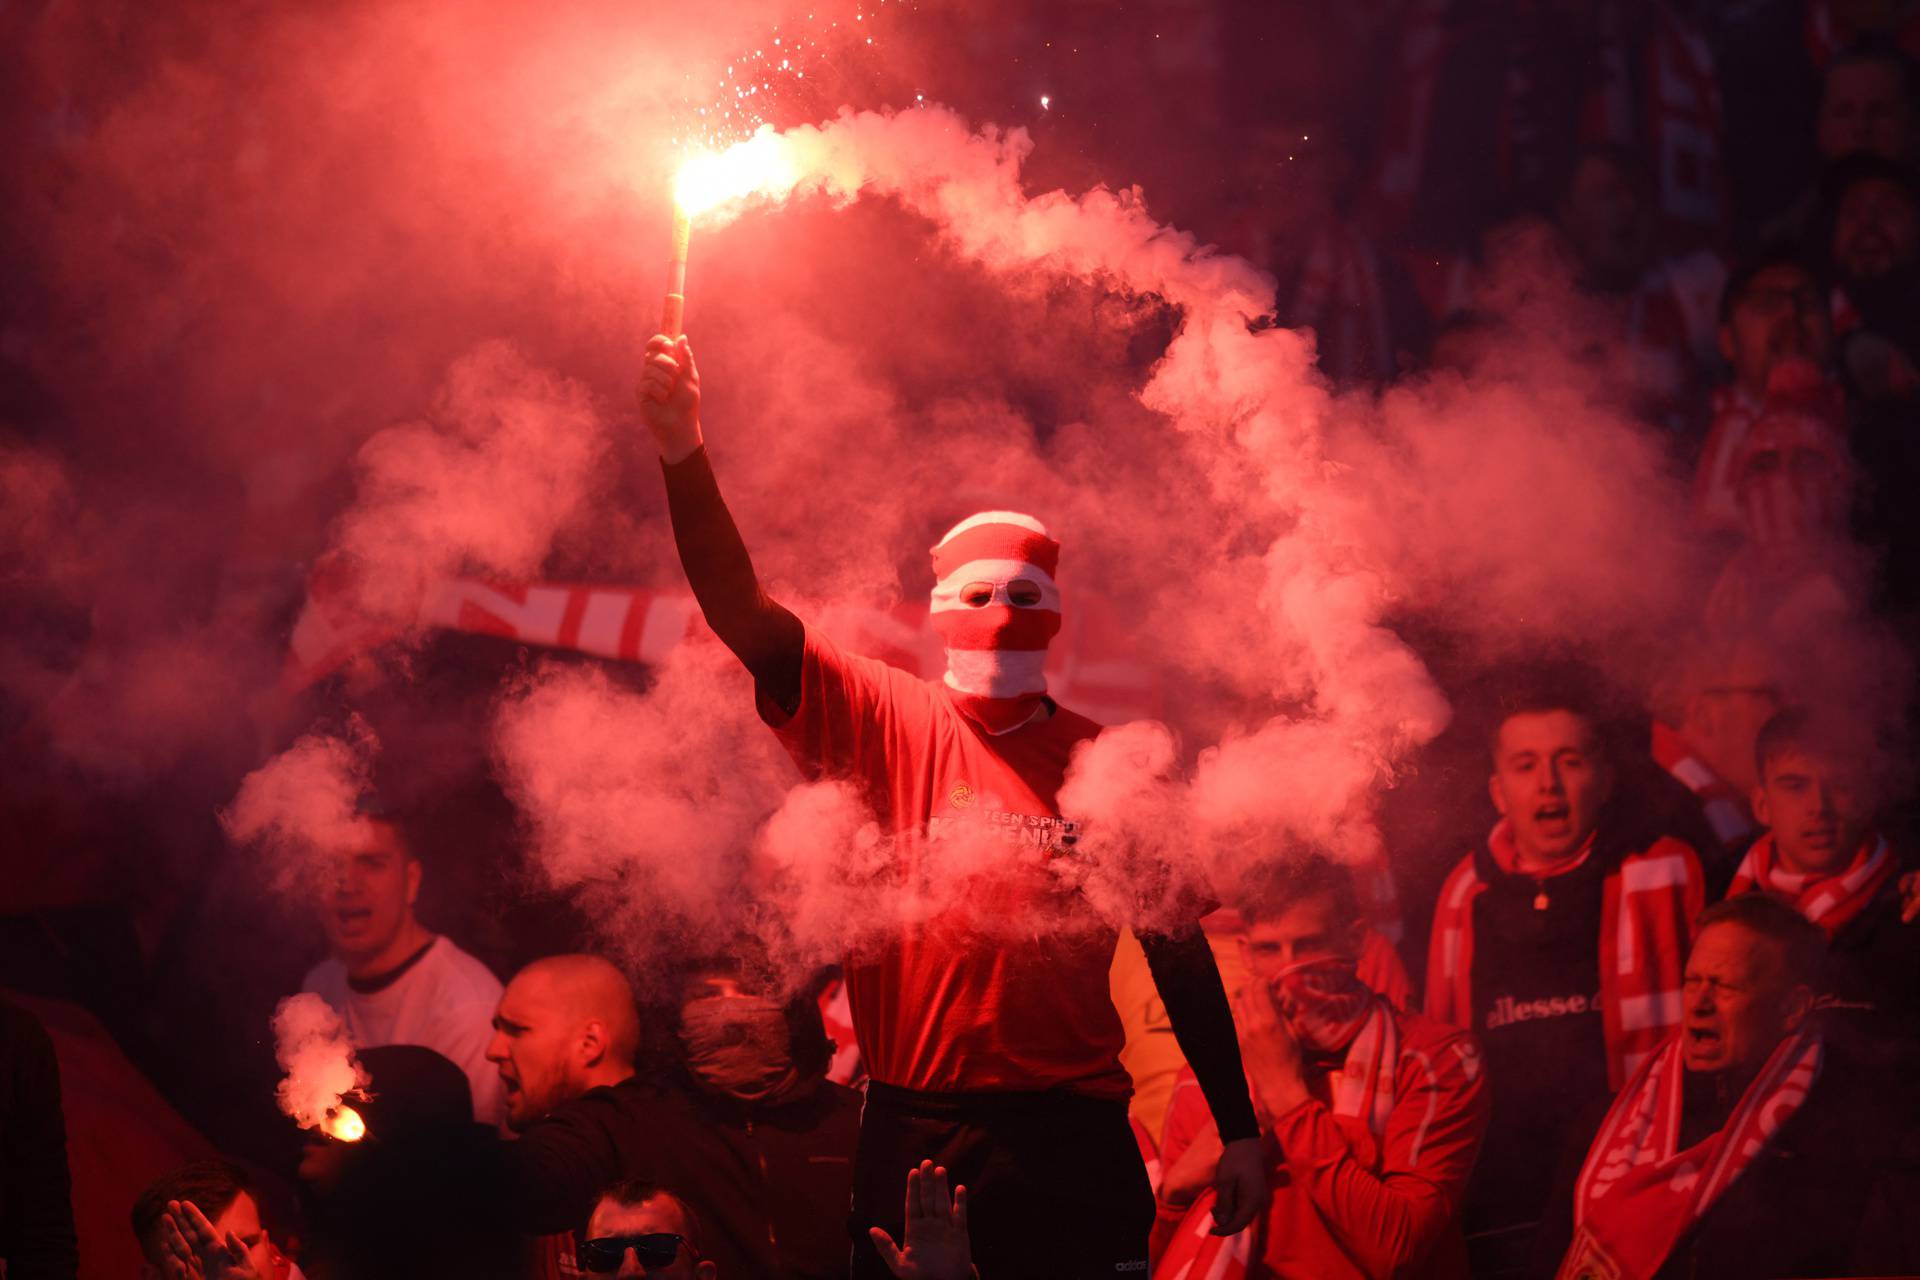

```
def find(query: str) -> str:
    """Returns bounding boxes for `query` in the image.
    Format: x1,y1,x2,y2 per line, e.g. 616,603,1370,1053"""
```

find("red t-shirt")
767,626,1131,1097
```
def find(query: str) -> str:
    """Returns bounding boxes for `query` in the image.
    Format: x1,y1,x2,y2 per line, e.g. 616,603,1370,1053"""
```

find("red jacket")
1154,1008,1489,1279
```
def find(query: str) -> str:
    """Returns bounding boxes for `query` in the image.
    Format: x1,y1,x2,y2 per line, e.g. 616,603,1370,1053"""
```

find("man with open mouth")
299,811,505,1127
1425,669,1708,1275
1544,893,1907,1278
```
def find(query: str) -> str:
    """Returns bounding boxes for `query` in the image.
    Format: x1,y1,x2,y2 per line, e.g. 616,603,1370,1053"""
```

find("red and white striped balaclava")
929,511,1062,735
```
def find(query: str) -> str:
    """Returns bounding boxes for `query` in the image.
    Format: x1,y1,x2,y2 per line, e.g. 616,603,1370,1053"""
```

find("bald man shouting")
489,953,642,1131
492,954,813,1278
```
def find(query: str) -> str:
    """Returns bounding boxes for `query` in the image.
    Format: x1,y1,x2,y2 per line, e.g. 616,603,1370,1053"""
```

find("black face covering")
679,995,801,1104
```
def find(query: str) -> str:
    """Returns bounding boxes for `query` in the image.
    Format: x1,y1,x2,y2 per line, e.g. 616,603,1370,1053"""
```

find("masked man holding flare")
638,334,1265,1280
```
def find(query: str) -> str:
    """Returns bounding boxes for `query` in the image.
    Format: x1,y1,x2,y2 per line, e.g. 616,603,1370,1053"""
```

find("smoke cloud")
272,991,368,1132
13,0,1904,1005
222,722,377,897
487,106,1680,961
328,341,615,629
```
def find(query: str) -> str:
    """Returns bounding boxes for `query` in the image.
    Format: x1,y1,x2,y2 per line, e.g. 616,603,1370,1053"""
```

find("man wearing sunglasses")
639,336,1265,1278
579,1180,716,1279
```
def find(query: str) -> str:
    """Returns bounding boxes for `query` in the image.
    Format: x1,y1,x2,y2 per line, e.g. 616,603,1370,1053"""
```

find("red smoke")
9,2,1901,989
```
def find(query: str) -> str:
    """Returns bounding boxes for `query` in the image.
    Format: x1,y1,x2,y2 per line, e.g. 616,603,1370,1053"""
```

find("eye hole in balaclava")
959,579,1044,608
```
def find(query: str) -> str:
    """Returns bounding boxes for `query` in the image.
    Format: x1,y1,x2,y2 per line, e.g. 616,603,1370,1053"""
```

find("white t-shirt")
302,935,505,1126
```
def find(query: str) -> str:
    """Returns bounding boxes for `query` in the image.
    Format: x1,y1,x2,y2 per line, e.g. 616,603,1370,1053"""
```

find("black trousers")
849,1082,1155,1280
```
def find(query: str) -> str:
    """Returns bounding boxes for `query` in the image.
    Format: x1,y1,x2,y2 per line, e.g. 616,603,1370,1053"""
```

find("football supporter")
487,954,640,1135
1823,153,1920,401
1109,860,1412,1147
0,998,77,1280
1762,39,1919,244
670,957,859,1278
870,1161,976,1280
494,954,848,1280
1648,637,1783,856
1734,708,1920,1058
1818,40,1918,165
131,1160,290,1280
299,1045,523,1280
1544,894,1908,1278
1424,675,1706,1274
1692,251,1832,532
1153,855,1488,1280
1552,145,1716,436
300,814,504,1125
637,334,1263,1279
578,1180,717,1280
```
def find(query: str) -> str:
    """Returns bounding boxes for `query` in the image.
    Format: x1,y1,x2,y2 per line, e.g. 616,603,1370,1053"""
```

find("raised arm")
639,334,804,712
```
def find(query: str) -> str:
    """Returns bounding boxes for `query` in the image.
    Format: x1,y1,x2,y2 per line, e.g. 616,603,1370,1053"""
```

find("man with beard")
490,954,854,1280
1425,676,1707,1276
1153,856,1489,1279
1824,153,1920,399
1821,153,1920,608
637,334,1265,1279
1544,894,1909,1278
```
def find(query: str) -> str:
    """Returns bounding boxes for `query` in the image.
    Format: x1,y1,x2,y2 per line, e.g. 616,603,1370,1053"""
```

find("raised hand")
637,334,704,463
1233,979,1308,1123
159,1200,262,1280
868,1160,976,1280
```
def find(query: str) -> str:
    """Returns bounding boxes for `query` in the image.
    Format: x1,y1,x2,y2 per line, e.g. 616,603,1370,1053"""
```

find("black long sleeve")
660,445,805,714
1138,926,1260,1143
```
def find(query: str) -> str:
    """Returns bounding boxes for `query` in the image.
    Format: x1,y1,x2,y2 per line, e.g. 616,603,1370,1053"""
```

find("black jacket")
1532,1046,1919,1278
1462,802,1705,1239
506,1075,859,1279
1822,876,1920,1073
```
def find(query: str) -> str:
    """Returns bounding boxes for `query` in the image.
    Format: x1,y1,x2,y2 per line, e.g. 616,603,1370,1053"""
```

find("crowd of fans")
50,676,1919,1280
8,2,1920,1278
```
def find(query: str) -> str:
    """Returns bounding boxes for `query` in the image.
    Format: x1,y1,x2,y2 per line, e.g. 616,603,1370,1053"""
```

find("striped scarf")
1426,822,1703,1088
1730,834,1896,941
1558,1029,1823,1280
1153,1000,1398,1280
1650,721,1757,849
1692,383,1762,533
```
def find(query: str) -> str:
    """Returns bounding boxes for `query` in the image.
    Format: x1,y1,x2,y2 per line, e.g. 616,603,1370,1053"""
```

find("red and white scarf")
286,553,1170,726
927,511,1062,736
1730,833,1896,941
1558,1029,1823,1280
1155,998,1399,1280
1692,383,1762,534
1427,822,1703,1087
1650,721,1757,849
